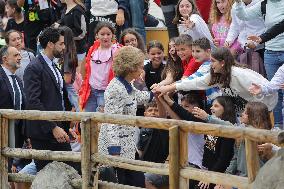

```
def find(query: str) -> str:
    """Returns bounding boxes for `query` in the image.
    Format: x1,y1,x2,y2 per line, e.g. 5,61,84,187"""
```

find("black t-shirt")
59,5,87,54
5,19,24,33
144,61,165,90
61,53,76,84
23,0,50,51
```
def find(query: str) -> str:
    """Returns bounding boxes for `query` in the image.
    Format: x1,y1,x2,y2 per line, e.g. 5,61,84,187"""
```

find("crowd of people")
0,0,283,189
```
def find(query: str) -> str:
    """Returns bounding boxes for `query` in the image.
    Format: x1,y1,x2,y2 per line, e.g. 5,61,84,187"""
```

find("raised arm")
234,0,262,21
259,19,284,43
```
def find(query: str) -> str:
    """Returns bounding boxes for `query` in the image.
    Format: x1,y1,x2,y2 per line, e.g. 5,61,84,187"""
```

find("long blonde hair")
209,0,234,24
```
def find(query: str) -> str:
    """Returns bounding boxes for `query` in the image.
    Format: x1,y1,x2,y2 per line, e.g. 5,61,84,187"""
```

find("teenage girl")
79,21,120,112
211,102,273,189
173,0,214,48
120,28,146,53
144,40,165,90
192,96,236,189
57,0,87,62
154,37,183,88
154,47,278,114
5,0,24,33
209,0,241,55
58,26,79,112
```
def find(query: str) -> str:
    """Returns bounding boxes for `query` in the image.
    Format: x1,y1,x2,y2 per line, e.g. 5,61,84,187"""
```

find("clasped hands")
52,126,78,143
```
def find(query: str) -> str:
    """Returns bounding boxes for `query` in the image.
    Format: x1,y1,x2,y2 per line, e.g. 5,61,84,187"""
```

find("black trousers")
31,139,81,174
116,168,145,187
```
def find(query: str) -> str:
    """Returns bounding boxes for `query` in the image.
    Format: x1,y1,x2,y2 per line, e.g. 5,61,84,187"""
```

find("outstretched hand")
179,16,195,29
151,83,159,90
248,83,262,95
247,35,262,44
246,41,256,49
192,107,208,120
53,126,70,143
152,85,176,97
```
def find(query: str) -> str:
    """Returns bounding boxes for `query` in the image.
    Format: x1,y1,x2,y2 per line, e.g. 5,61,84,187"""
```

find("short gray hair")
0,45,9,64
113,46,145,77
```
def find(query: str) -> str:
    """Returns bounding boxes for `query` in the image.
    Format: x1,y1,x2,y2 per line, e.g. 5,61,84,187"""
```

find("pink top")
211,16,242,52
89,44,119,90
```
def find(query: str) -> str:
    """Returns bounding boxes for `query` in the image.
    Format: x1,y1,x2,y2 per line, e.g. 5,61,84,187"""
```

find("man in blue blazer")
23,27,76,172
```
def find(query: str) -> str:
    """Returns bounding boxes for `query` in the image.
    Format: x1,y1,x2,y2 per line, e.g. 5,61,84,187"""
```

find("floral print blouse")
98,77,153,159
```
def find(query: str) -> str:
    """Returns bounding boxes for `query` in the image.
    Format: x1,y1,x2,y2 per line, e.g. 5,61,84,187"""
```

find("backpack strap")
261,0,267,20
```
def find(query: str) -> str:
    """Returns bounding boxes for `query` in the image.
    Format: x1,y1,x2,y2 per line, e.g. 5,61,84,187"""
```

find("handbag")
239,48,266,77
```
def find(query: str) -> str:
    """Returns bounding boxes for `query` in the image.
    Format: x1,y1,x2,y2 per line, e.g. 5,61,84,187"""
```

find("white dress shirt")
1,65,22,109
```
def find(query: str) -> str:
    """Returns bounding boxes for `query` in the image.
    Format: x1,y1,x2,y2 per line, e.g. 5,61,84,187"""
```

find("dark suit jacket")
0,66,26,148
23,54,71,141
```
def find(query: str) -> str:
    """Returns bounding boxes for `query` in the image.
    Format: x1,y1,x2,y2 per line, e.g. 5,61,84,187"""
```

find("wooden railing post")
90,121,99,189
179,129,189,189
169,126,179,189
0,116,9,189
245,138,260,183
81,119,92,189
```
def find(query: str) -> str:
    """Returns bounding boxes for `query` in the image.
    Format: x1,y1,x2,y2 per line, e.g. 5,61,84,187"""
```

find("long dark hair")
209,47,236,88
120,28,146,53
245,102,272,130
94,21,115,36
161,37,183,81
59,26,78,72
214,96,237,124
173,0,200,24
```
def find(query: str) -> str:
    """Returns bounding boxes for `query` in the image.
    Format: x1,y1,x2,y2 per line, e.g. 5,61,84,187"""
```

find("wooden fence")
0,110,283,189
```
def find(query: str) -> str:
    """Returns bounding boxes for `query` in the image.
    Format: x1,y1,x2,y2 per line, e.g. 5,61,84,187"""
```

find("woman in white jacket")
154,47,277,114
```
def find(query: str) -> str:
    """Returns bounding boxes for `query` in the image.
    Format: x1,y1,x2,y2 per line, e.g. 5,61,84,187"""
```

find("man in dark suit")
23,27,76,172
0,45,25,148
0,45,26,175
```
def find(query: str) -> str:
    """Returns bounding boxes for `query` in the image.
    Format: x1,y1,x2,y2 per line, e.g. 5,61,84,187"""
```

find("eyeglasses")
124,38,137,45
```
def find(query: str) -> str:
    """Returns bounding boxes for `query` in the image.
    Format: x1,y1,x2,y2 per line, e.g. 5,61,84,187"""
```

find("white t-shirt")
90,0,118,17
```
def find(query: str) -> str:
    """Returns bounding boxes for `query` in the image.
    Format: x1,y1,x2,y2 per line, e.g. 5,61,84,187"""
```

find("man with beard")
23,27,76,171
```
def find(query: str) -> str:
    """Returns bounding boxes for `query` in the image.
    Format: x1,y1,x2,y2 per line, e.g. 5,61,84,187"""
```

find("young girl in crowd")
209,0,241,55
173,0,214,48
249,63,284,127
168,37,178,61
120,28,146,53
192,96,236,189
57,0,87,62
156,37,183,87
79,21,120,112
213,102,273,189
144,40,165,90
59,26,79,112
154,47,278,114
5,0,24,33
